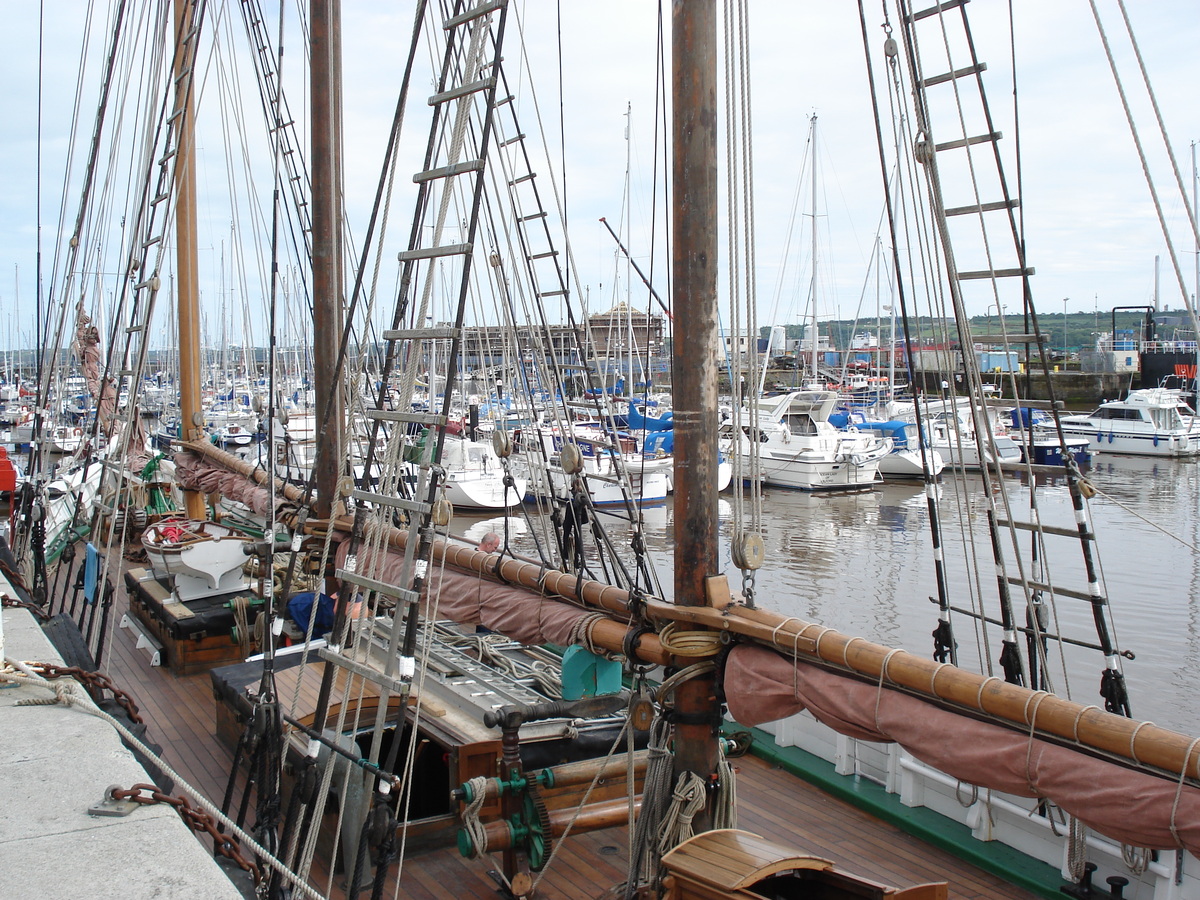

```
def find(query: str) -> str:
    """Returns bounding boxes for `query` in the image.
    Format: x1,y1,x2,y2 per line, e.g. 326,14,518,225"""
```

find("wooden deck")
89,554,1040,900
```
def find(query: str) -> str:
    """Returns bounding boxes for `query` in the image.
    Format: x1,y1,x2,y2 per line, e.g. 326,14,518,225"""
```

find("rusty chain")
23,662,144,725
1,596,49,622
111,784,263,885
0,554,30,592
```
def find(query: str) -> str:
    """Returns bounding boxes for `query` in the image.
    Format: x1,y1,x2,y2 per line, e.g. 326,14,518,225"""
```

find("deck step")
909,0,970,23
1005,576,1095,603
364,409,448,427
429,76,496,106
397,244,472,262
944,198,1018,217
119,613,162,667
337,570,421,606
956,267,1034,282
444,0,506,29
969,331,1045,343
350,489,430,516
318,646,409,693
921,62,987,88
997,518,1091,539
382,326,462,341
413,159,484,183
935,131,1001,153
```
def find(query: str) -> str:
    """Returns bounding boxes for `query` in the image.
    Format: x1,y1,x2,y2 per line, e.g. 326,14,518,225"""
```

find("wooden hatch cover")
660,829,947,900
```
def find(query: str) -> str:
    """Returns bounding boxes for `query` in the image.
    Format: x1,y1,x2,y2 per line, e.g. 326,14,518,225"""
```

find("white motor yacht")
721,390,890,491
1059,389,1200,457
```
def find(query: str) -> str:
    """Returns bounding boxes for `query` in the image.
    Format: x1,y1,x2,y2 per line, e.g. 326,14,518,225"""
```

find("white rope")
1067,815,1089,882
1169,736,1200,851
713,756,738,831
624,715,674,897
458,776,491,858
656,771,707,857
1122,843,1151,876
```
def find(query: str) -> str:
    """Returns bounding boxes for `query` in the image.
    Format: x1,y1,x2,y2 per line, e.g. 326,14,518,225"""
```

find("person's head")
479,532,500,553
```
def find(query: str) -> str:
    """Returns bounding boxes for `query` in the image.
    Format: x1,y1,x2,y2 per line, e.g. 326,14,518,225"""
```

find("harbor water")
460,454,1200,735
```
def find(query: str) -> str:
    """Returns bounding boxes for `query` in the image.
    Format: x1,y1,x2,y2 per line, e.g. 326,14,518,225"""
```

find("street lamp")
1063,297,1070,355
987,302,1007,337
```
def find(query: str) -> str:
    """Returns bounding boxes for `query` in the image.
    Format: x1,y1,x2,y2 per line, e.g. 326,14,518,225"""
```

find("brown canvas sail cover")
173,450,280,518
334,540,599,647
725,643,1200,858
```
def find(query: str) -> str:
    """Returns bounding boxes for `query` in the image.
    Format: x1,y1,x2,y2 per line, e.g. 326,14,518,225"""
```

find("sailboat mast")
810,114,819,383
671,0,720,786
173,0,204,519
310,0,344,522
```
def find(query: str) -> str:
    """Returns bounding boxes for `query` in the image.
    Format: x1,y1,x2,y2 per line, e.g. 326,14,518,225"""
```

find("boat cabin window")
784,414,819,436
1092,407,1143,421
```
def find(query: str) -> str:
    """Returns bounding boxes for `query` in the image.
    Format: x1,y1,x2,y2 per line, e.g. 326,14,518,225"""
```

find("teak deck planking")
93,564,1039,899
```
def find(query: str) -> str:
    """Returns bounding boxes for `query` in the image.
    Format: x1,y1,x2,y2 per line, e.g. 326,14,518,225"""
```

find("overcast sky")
0,1,1197,350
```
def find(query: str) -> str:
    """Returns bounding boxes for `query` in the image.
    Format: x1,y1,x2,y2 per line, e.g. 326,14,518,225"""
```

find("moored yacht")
721,390,891,491
1059,389,1200,457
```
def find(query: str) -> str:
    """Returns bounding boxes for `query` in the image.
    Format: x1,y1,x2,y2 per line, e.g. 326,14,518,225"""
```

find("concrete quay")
0,605,246,899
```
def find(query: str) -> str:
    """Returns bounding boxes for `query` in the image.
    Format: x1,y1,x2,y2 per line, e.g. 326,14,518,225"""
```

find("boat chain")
109,784,262,885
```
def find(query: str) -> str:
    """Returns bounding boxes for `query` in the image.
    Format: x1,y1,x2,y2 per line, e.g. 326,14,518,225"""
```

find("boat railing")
1140,339,1198,353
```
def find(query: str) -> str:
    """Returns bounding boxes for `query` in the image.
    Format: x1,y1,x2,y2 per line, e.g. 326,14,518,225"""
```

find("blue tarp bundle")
286,592,336,639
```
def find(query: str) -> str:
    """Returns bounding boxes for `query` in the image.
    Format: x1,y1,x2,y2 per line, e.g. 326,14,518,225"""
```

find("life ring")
73,427,82,437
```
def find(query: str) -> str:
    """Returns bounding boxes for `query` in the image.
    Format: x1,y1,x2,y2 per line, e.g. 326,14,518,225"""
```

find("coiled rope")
658,622,722,659
458,776,491,858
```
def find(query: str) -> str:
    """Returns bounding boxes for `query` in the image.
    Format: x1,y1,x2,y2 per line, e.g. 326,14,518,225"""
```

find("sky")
0,1,1198,351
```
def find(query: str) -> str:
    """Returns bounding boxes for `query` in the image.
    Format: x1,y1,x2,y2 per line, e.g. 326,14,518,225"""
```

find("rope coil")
659,622,722,658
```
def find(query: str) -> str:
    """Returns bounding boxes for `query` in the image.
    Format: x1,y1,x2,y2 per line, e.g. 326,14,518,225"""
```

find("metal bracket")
87,785,141,817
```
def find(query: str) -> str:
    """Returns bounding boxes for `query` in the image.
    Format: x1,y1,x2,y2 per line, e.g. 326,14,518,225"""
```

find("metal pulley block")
629,685,655,732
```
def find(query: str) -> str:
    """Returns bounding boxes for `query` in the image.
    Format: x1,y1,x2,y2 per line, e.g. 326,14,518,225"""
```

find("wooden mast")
173,0,205,519
310,0,344,523
671,0,722,805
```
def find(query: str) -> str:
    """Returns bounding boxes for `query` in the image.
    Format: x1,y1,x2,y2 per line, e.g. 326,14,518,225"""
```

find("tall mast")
671,0,721,794
174,0,204,519
310,0,344,522
810,114,819,383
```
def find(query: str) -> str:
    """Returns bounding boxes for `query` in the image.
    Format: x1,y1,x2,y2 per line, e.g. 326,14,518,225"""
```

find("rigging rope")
1090,0,1200,338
